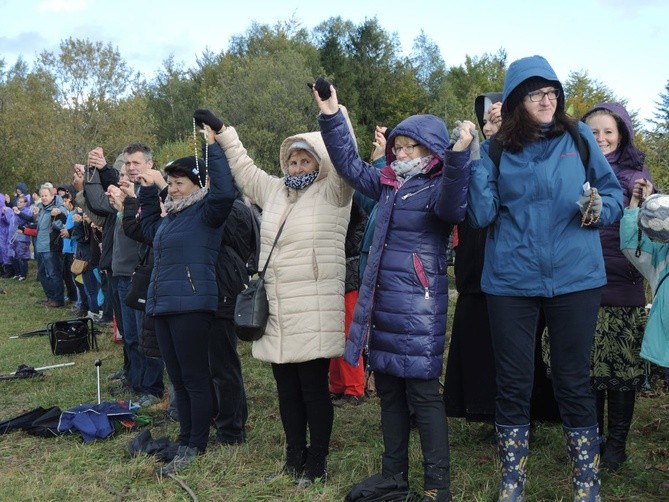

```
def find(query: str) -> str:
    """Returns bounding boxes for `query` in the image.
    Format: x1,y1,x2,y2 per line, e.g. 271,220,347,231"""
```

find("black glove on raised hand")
313,77,332,100
193,109,224,132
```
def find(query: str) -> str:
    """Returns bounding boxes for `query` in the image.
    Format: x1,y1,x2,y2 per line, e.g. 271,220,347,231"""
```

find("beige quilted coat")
215,122,353,364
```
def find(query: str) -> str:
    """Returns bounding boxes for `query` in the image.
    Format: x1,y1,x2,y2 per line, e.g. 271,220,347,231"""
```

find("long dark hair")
497,79,578,153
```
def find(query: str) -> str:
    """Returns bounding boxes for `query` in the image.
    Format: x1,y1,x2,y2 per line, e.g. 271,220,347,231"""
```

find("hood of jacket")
474,92,503,131
15,182,28,194
385,114,449,164
581,101,645,170
501,55,564,115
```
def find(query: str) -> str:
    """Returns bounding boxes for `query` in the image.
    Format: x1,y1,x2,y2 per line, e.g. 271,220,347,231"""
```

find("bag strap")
655,271,669,298
258,218,288,279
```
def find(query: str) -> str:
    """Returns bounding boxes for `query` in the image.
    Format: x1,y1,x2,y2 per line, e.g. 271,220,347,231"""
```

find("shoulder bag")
125,248,152,311
234,218,286,342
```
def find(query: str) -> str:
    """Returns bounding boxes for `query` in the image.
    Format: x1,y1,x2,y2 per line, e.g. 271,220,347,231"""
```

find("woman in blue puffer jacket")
468,55,623,502
138,116,235,476
313,80,473,502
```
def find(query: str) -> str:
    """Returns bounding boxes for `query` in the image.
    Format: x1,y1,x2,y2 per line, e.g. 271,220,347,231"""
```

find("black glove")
310,77,332,100
193,109,223,132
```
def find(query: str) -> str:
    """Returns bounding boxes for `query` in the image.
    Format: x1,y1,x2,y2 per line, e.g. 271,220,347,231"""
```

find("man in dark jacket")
209,194,257,444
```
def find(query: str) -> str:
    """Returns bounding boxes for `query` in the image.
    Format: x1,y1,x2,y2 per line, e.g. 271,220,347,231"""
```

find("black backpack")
488,123,590,173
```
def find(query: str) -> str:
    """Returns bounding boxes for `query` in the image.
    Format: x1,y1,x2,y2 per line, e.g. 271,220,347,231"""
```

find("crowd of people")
2,54,668,502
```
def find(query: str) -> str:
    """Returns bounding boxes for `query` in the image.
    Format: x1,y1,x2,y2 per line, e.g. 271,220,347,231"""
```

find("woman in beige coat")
194,109,353,486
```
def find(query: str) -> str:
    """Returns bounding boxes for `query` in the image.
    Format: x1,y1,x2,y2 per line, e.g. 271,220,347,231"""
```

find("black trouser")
376,372,451,490
155,312,213,452
271,358,332,455
487,288,601,428
209,317,248,443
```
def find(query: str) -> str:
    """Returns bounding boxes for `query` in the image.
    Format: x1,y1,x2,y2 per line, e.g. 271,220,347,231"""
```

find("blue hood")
502,55,564,114
386,114,449,163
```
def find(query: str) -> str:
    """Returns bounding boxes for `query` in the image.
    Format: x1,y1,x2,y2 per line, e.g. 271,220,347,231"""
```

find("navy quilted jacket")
139,143,235,316
319,111,471,379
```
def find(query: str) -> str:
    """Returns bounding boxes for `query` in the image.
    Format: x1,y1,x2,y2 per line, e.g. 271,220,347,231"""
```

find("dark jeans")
209,318,248,443
155,312,213,452
271,358,333,454
37,251,64,303
115,276,163,396
61,253,77,301
487,288,601,428
375,372,451,490
12,258,28,278
107,273,129,377
82,268,100,312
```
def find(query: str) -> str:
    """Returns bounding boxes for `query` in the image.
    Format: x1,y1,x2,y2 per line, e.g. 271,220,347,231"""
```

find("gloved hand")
312,76,332,100
449,120,463,146
193,109,224,132
577,187,602,221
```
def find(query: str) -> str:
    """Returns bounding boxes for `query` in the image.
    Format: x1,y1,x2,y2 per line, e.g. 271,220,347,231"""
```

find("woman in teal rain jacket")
467,55,622,502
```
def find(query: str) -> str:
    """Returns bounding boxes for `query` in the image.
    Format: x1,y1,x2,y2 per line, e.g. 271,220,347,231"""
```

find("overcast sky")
1,0,667,127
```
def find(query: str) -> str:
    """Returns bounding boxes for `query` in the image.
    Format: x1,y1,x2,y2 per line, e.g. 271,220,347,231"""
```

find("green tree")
563,71,621,120
439,50,507,129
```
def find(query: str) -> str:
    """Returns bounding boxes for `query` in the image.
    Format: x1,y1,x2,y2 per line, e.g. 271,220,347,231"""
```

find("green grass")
1,265,668,501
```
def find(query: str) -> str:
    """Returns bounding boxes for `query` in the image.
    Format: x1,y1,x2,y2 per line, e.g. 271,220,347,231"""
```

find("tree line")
1,16,667,193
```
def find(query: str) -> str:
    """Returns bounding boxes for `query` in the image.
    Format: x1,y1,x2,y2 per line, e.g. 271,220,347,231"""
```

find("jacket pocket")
412,253,430,299
185,265,196,294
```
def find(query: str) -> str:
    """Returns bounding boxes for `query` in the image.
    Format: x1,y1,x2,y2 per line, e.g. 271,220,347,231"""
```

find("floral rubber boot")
564,425,602,502
496,423,530,502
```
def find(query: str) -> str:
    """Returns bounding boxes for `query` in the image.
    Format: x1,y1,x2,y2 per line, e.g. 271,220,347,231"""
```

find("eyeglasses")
391,144,419,156
527,89,560,102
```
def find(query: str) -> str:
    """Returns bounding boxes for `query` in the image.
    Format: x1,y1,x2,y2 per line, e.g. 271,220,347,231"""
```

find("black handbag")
125,249,151,311
234,219,286,342
48,318,98,356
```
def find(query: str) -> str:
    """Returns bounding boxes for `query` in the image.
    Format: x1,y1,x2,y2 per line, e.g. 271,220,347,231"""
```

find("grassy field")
1,265,668,501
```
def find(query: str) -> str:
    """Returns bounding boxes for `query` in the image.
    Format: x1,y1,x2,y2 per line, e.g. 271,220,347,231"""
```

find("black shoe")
155,446,199,476
333,394,368,407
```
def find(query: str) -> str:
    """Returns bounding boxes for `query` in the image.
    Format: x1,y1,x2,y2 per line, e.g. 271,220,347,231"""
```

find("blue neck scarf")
284,170,319,190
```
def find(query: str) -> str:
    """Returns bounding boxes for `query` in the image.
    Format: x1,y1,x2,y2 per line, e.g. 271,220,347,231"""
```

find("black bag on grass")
345,473,417,501
48,318,98,356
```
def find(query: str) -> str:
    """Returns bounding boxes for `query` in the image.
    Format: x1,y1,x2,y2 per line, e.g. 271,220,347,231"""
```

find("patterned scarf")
163,187,208,214
390,155,434,186
284,170,319,190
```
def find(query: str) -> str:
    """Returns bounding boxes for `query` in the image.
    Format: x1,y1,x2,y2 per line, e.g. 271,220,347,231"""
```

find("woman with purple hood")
10,195,33,280
582,102,653,472
0,195,15,277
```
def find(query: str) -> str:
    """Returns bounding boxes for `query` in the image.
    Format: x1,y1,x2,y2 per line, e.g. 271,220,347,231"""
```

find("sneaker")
137,394,162,408
87,310,103,321
13,275,20,280
155,445,199,476
17,277,26,281
46,300,64,308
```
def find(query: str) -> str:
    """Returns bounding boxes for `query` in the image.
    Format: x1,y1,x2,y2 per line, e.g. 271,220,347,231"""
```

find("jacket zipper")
412,253,430,299
186,265,196,293
401,184,433,200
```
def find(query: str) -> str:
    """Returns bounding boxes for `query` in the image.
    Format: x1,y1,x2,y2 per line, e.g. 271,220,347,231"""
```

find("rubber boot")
496,423,530,502
601,390,635,471
564,425,601,502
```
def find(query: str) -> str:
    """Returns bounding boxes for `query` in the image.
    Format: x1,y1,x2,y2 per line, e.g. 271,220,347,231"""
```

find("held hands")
310,77,338,115
488,102,502,127
193,109,224,133
106,185,126,211
118,179,137,198
88,147,107,170
629,178,653,208
137,169,165,189
371,126,388,162
450,120,478,157
577,185,602,226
